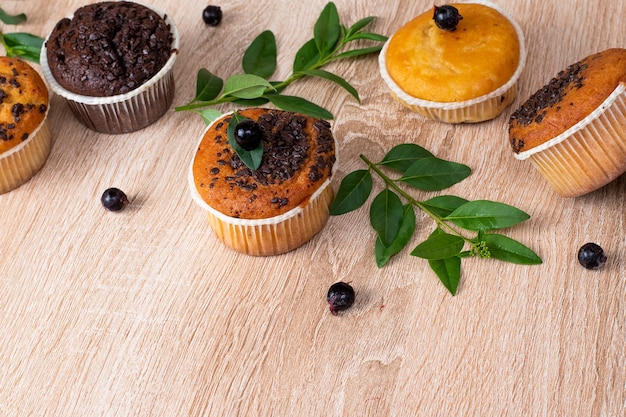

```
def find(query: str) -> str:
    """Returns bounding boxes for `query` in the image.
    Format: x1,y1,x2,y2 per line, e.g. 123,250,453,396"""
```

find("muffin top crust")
192,108,336,220
509,48,626,153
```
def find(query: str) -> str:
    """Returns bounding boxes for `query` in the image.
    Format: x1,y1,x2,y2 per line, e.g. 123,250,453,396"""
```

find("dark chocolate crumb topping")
11,103,25,122
215,111,334,194
509,61,587,128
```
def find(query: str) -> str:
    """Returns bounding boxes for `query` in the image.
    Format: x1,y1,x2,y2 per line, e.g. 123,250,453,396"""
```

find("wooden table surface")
1,0,625,416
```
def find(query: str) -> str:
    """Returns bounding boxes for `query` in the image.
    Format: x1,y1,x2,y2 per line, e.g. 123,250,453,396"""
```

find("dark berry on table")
234,119,263,151
577,242,607,270
203,5,222,26
433,5,463,31
327,282,355,315
101,188,129,212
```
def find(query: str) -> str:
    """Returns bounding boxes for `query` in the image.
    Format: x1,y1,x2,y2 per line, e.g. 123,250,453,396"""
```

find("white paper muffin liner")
39,1,179,134
0,116,51,194
379,0,526,123
188,112,338,256
514,83,626,197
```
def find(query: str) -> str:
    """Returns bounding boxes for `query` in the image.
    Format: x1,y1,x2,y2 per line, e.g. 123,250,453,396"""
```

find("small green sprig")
175,2,387,123
329,144,542,295
0,8,44,63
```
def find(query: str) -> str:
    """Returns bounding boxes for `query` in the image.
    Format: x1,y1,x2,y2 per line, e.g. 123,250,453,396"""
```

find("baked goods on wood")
189,108,337,256
509,48,626,197
379,1,525,123
40,1,179,134
0,57,51,194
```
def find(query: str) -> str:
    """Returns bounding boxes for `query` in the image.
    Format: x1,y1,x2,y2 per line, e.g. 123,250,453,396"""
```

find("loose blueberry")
433,5,463,31
327,281,355,315
202,5,222,26
101,188,129,212
577,242,607,270
234,119,263,151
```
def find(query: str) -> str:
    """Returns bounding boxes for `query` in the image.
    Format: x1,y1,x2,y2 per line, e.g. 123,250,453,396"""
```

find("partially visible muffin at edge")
509,48,626,197
0,57,51,194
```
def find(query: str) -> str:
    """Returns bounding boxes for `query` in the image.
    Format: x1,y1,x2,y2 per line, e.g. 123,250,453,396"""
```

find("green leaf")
375,204,416,267
482,234,542,265
0,8,27,25
2,32,42,48
332,45,385,60
194,68,224,101
370,189,404,248
242,30,277,79
293,38,320,72
421,195,469,218
345,32,388,43
379,143,434,173
329,169,373,215
399,157,471,191
446,200,531,231
265,94,333,120
226,112,264,170
232,97,270,107
2,32,44,63
428,256,461,295
297,68,360,102
193,108,223,125
223,74,274,99
411,228,464,260
314,2,341,55
345,16,376,38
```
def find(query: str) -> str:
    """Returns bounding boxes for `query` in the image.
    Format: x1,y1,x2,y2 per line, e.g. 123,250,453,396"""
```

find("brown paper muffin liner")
39,1,179,134
204,184,334,256
515,83,626,197
386,84,519,123
0,119,51,194
378,0,526,124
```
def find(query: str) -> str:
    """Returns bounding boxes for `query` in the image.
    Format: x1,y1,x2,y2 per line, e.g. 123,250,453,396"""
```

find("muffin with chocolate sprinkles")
189,108,337,256
0,57,51,194
509,48,626,197
40,1,179,134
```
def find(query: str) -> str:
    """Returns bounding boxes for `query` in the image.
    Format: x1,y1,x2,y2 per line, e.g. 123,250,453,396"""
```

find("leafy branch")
0,8,44,63
175,2,387,123
329,144,542,295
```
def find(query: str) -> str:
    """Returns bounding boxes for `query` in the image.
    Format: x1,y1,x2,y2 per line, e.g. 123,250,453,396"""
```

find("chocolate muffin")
45,1,173,97
189,108,337,256
40,1,179,133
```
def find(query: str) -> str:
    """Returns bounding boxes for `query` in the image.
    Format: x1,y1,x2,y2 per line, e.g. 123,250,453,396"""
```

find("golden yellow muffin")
509,48,626,197
0,57,51,194
189,108,337,256
379,1,525,123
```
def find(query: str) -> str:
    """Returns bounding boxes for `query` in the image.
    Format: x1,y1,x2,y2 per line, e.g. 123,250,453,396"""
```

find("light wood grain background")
1,0,625,416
